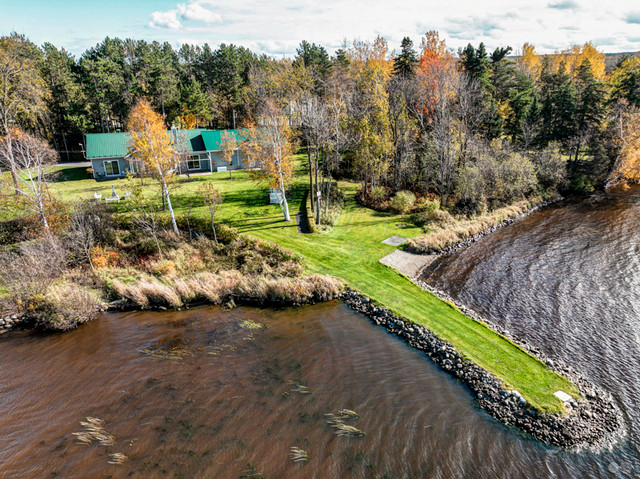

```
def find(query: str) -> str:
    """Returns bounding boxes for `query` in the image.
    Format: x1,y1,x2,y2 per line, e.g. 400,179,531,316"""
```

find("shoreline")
341,289,624,449
377,196,624,447
405,197,561,256
3,288,624,449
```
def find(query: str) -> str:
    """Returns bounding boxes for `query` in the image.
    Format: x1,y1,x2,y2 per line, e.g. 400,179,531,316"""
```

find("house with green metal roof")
85,128,245,179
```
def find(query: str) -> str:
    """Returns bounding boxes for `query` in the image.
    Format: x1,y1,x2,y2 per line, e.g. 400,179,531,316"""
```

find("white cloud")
150,0,222,30
149,10,181,29
145,0,640,56
178,2,222,24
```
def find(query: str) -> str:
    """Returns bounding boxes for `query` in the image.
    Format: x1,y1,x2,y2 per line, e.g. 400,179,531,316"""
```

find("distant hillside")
604,51,640,70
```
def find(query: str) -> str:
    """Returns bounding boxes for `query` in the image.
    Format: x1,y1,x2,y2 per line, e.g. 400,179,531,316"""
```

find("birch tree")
219,130,239,179
242,100,293,221
199,182,223,244
0,34,49,191
606,107,640,189
0,128,56,229
127,99,179,234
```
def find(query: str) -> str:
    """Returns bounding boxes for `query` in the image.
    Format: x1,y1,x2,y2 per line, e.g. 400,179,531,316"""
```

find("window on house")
104,160,120,176
187,155,201,170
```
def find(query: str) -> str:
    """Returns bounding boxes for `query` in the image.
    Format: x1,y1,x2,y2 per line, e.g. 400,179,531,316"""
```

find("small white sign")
554,390,572,402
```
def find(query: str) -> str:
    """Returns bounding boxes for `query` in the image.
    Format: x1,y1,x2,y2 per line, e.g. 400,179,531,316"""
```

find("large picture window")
104,160,120,176
187,155,201,170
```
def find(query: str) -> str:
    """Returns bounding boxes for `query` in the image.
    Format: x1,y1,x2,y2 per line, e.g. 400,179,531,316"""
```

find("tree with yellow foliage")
242,100,294,221
550,42,606,80
346,37,394,193
606,107,640,189
517,42,541,78
219,130,239,179
127,99,179,234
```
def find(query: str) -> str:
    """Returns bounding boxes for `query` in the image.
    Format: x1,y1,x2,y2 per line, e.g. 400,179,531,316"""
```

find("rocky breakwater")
341,289,623,449
0,314,24,334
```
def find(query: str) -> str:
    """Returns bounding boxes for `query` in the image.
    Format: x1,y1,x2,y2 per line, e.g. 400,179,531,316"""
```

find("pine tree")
393,37,418,78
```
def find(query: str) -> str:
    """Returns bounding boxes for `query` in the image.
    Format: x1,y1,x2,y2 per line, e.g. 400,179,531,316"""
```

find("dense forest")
2,31,640,215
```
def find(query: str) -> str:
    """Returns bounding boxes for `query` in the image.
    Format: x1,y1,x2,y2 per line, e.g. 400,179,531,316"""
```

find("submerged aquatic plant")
139,336,193,360
238,319,266,330
325,408,360,425
72,417,114,446
290,382,311,395
240,463,265,478
332,423,366,437
108,452,128,465
337,409,359,420
289,447,310,463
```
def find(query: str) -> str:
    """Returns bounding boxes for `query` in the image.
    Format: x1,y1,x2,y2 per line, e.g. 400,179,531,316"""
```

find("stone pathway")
379,249,437,279
381,235,408,246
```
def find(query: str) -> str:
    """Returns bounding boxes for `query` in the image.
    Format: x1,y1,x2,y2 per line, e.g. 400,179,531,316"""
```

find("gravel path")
379,249,437,278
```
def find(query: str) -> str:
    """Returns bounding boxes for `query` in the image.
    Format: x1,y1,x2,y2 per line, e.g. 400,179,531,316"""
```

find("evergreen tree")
295,40,332,94
393,37,418,78
610,56,640,108
571,59,606,164
149,42,180,117
180,78,213,128
333,48,350,70
460,42,490,85
539,59,577,146
41,43,90,160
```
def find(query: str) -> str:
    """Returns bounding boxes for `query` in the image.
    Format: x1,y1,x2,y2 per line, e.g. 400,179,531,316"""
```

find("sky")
1,0,640,57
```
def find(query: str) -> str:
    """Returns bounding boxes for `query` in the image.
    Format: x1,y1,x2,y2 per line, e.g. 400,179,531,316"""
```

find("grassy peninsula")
36,157,579,413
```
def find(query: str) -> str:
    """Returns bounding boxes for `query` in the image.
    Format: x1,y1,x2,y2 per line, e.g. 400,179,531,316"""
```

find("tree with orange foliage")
606,107,640,189
242,100,294,221
127,99,179,234
415,31,457,130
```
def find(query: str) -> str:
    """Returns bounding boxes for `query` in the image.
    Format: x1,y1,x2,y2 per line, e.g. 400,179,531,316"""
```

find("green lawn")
48,157,578,413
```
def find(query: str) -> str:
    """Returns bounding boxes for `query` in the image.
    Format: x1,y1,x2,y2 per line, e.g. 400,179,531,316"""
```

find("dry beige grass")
406,197,544,254
110,270,343,309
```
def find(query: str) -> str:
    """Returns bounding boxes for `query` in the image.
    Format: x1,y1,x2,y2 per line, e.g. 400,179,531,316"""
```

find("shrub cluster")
390,190,416,213
0,199,343,331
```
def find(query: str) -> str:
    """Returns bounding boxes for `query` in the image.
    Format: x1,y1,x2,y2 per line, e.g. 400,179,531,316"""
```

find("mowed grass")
47,156,578,413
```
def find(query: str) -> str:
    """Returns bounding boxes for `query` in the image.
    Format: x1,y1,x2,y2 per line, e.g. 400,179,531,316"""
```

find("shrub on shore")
390,191,416,213
0,202,343,331
34,282,102,331
0,235,103,330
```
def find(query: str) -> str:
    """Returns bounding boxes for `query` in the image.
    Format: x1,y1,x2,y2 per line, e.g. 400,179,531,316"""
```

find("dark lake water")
421,188,640,478
2,190,639,477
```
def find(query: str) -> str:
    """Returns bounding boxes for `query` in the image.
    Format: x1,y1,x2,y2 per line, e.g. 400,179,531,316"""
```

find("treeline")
2,32,640,214
1,33,264,160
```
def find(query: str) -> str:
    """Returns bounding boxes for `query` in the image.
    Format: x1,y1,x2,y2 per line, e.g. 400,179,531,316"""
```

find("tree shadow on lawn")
170,188,269,211
48,167,90,183
230,218,296,233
